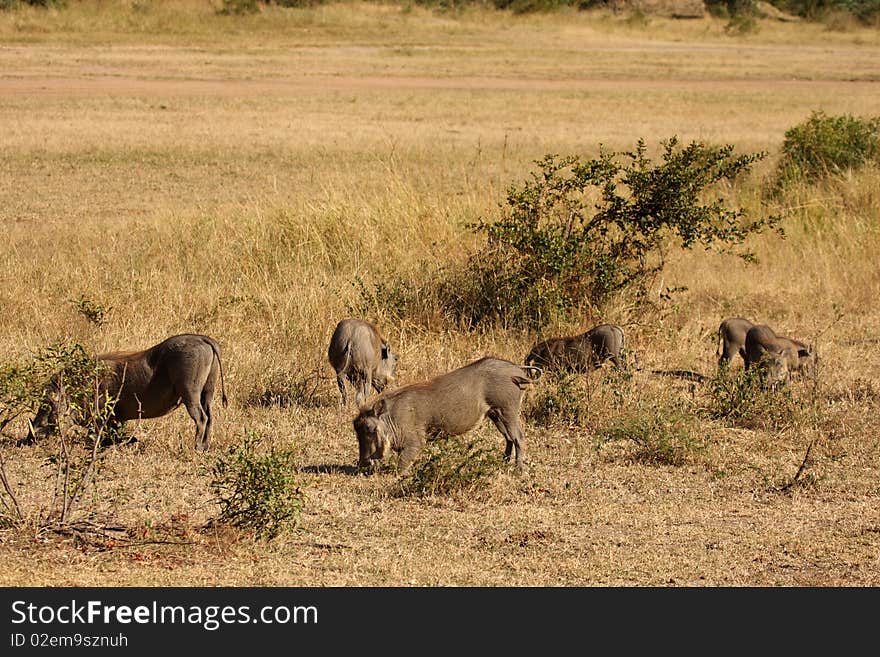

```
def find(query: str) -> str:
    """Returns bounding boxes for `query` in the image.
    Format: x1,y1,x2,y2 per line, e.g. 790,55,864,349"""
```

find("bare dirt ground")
2,74,879,97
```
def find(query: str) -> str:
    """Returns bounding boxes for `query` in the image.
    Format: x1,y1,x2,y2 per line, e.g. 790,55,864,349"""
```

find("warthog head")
25,374,70,444
763,350,791,388
353,399,391,468
373,344,398,392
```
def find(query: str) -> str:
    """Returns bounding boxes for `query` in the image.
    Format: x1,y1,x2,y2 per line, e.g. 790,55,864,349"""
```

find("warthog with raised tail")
353,357,542,472
524,323,626,373
744,324,816,386
328,318,398,408
717,317,754,369
28,334,228,450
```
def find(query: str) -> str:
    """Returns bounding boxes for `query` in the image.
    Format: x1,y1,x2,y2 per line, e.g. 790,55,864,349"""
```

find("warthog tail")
338,342,352,379
521,365,544,381
205,337,229,407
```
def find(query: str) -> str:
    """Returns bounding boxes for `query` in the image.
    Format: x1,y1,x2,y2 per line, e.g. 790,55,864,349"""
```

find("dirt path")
1,74,877,97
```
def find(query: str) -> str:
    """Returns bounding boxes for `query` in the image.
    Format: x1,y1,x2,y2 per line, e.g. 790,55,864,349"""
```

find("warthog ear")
373,398,387,416
381,344,390,360
798,348,811,358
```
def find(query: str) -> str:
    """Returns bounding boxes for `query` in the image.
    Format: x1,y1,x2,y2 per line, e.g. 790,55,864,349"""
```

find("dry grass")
0,1,878,586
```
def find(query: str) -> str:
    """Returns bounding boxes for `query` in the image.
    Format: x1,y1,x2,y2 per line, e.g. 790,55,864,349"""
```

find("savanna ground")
0,0,879,586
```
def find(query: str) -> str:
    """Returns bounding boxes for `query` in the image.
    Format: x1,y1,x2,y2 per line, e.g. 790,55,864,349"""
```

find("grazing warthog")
328,318,398,407
28,334,228,450
524,323,625,373
744,324,815,387
744,325,791,386
717,317,755,369
353,357,542,472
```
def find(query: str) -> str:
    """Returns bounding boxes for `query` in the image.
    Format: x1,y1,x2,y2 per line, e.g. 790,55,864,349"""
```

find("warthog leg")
201,387,215,450
489,409,526,470
184,398,210,451
396,434,426,474
718,345,740,370
356,371,373,408
336,373,348,407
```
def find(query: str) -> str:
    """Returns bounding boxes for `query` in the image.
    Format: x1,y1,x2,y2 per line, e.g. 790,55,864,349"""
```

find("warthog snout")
763,350,791,388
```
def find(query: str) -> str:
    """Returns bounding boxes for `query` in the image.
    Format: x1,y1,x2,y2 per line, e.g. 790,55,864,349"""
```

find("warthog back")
525,323,624,372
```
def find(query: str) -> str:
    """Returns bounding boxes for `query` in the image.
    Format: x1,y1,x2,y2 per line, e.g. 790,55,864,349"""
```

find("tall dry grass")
0,1,878,585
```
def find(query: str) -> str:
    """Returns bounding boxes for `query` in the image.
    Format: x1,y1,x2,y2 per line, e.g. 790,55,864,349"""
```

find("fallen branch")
813,308,846,343
650,369,708,383
0,448,22,521
781,441,815,492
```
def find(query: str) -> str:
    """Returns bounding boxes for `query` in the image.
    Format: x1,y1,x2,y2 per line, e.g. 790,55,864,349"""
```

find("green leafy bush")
397,433,504,498
705,368,801,430
0,0,65,9
217,0,259,14
776,111,880,185
0,363,40,439
705,0,756,16
724,12,760,32
525,372,593,428
1,343,122,528
491,0,587,13
15,342,124,446
836,0,880,22
209,431,305,539
217,0,321,14
72,295,112,327
413,0,602,13
767,0,880,22
596,403,706,466
359,139,776,330
446,138,774,328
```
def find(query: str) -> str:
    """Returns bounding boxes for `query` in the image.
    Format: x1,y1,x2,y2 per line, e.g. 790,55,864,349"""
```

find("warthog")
717,317,754,369
353,357,542,472
28,334,228,450
524,323,625,373
744,325,816,386
328,318,398,407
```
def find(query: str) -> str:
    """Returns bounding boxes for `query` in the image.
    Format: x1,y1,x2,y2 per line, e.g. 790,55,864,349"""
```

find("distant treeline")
709,0,879,22
411,0,880,23
2,0,878,24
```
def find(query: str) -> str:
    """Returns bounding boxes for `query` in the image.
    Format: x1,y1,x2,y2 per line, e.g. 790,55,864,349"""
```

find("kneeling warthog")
744,325,816,387
328,318,398,407
353,357,542,472
28,334,228,450
717,317,754,369
524,323,625,373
